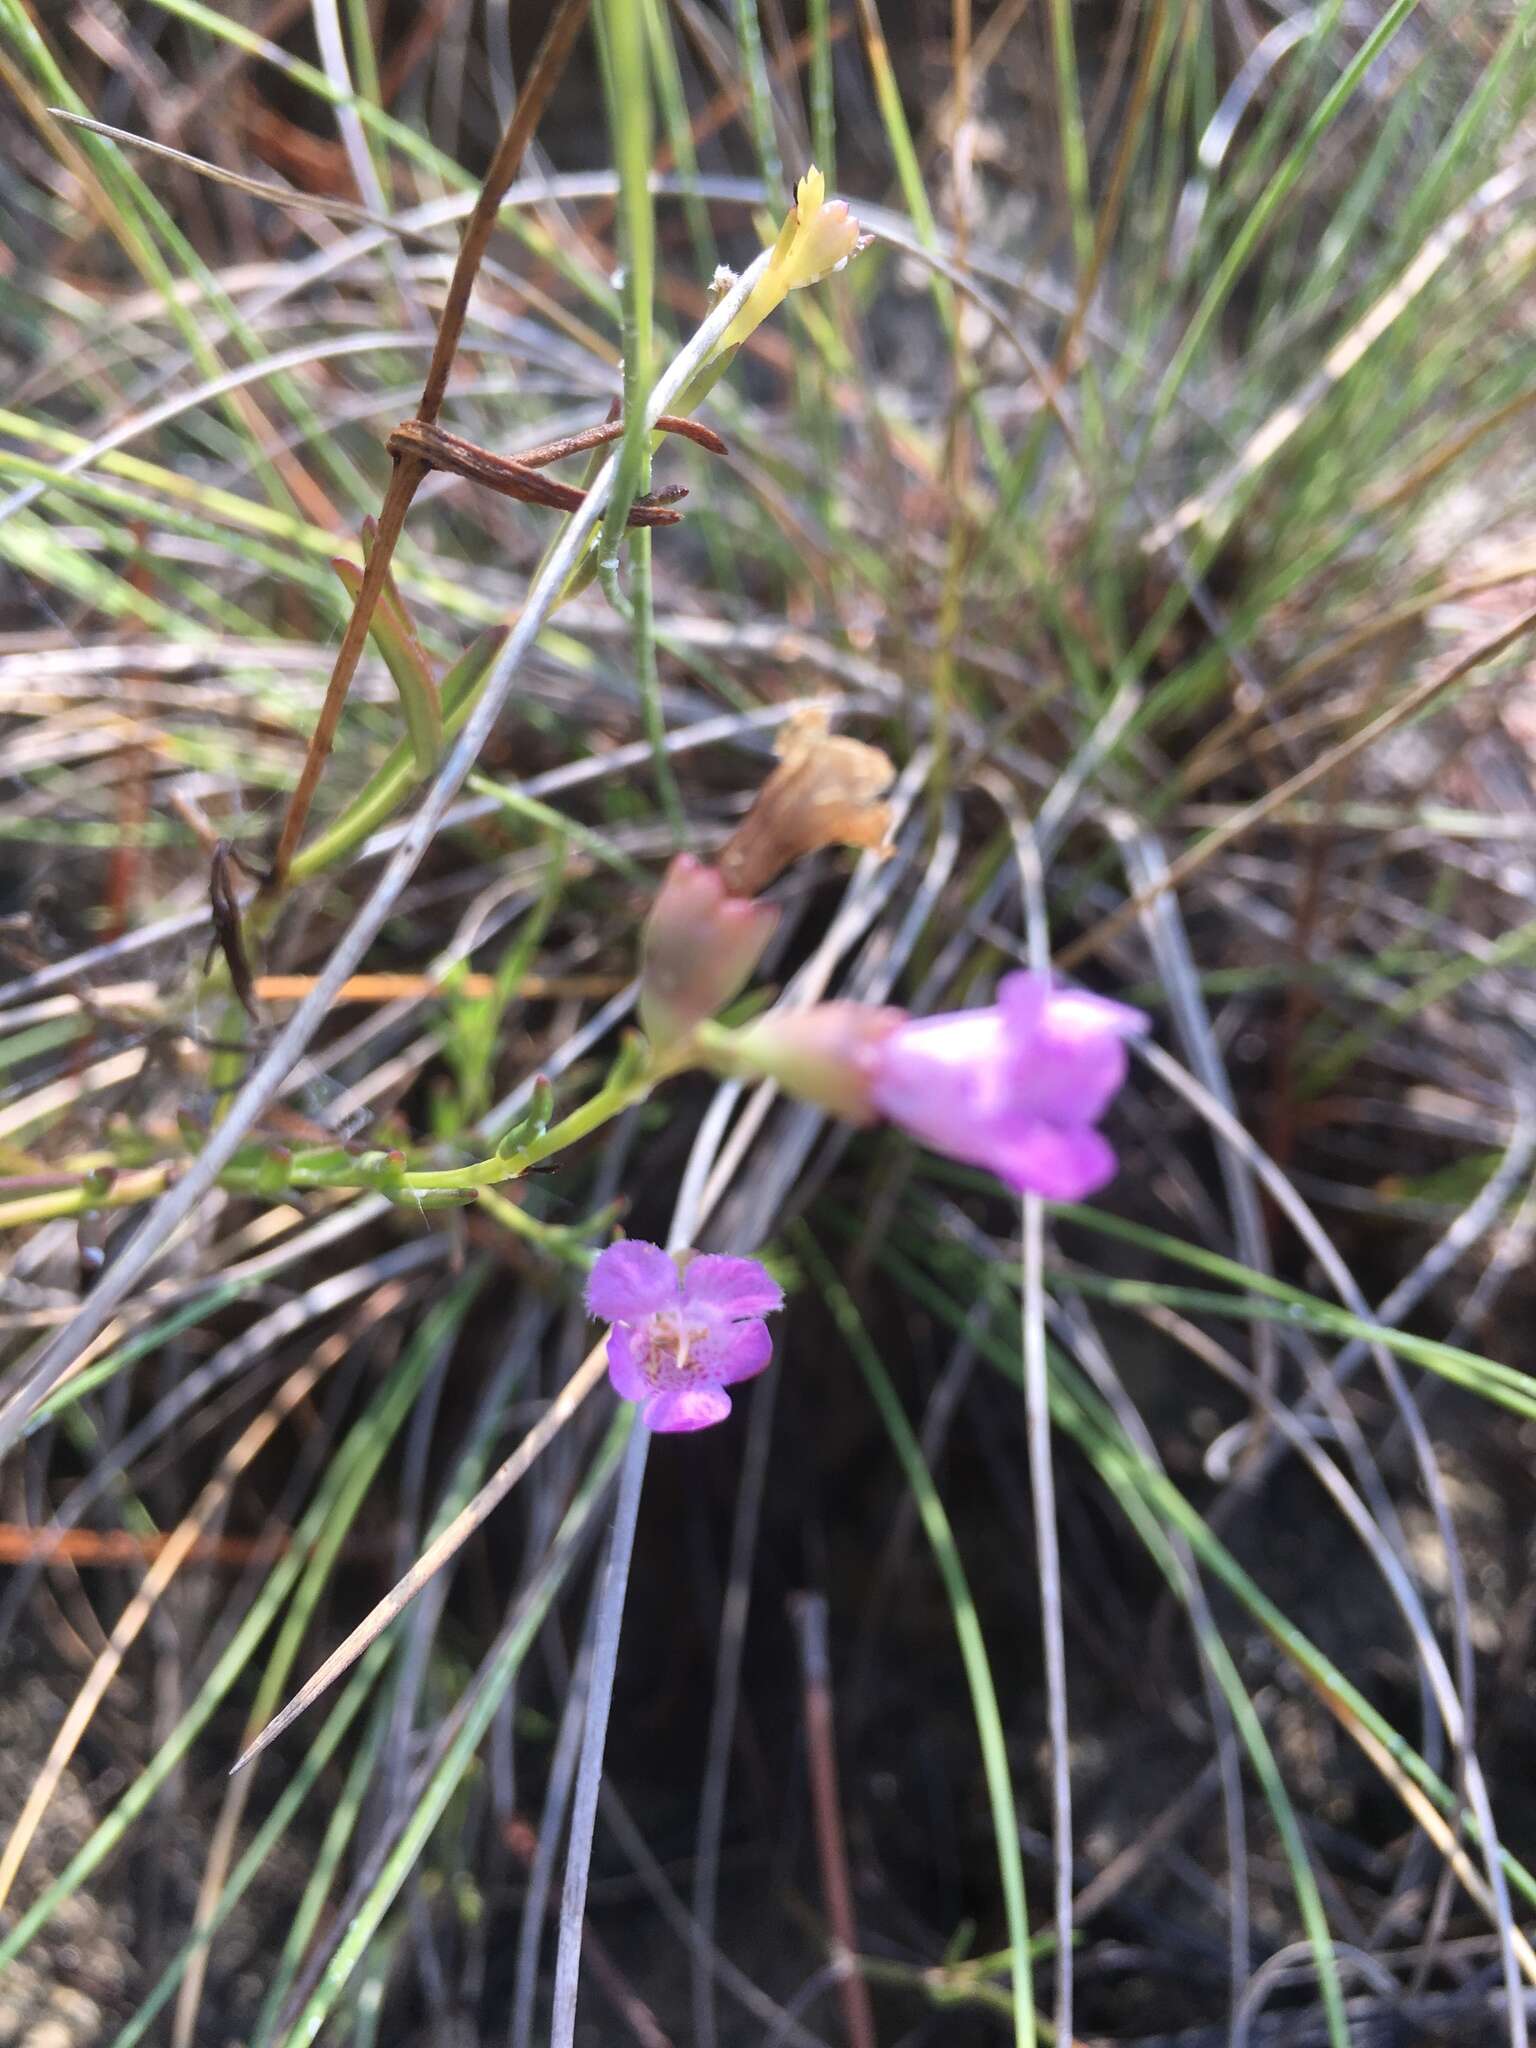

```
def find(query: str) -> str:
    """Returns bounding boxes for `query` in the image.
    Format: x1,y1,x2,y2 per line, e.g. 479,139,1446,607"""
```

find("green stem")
401,1066,656,1192
0,1057,673,1233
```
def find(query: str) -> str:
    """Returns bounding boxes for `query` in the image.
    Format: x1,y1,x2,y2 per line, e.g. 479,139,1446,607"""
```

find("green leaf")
332,551,442,774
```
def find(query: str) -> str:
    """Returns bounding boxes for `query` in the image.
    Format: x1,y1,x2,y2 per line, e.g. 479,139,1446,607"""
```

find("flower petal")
1022,1029,1131,1127
603,1325,650,1404
867,1008,1005,1147
993,975,1140,1126
1045,987,1150,1039
701,1316,774,1386
643,1385,733,1432
997,970,1049,1034
584,1240,678,1325
681,1253,783,1319
986,1121,1118,1201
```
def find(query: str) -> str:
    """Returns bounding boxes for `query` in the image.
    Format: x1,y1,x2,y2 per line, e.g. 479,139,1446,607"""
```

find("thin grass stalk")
1021,1195,1072,2044
1011,798,1074,2046
549,1415,649,2048
807,0,835,186
691,1351,780,2048
596,0,684,833
729,0,785,193
789,1592,876,2048
309,0,390,219
509,1626,596,2048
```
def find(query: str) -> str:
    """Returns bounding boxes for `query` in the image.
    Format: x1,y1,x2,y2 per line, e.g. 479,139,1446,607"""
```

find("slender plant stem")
267,463,423,890
510,1623,596,2048
1022,1195,1072,2047
597,0,685,833
549,1417,650,2048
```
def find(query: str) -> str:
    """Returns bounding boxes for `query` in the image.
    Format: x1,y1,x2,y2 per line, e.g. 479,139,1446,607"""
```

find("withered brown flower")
717,705,895,899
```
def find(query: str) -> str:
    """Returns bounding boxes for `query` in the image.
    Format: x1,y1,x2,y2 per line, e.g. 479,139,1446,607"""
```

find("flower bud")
639,853,778,1050
720,167,871,352
704,1002,905,1121
673,169,872,417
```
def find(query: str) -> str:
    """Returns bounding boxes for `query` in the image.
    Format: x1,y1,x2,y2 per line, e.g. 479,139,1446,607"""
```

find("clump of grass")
4,4,1536,2045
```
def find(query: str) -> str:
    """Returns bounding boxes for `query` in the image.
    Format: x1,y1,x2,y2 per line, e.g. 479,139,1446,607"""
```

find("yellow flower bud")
719,166,869,351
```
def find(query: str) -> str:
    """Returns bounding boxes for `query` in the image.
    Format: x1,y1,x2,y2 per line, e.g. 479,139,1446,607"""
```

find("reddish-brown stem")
0,1525,291,1568
790,1593,877,2048
266,458,422,891
264,0,593,894
386,420,687,525
512,412,728,467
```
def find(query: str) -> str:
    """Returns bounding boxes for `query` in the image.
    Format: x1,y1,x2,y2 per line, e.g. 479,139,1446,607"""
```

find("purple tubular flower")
867,971,1147,1200
584,1240,784,1433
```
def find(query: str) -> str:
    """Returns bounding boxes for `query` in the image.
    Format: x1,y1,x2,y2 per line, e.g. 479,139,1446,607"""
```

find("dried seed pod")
716,705,895,900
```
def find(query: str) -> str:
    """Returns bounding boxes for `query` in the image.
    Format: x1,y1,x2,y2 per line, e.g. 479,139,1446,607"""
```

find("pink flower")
639,853,779,1051
868,972,1147,1200
706,972,1147,1201
585,1240,784,1433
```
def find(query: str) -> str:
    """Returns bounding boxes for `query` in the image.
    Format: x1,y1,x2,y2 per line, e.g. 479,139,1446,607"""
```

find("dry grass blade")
231,1338,612,1773
0,1319,362,1911
45,108,456,242
1058,599,1536,972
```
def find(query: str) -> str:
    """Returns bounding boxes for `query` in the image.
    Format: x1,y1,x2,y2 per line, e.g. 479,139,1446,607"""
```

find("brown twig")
789,1592,877,2048
265,0,593,893
386,420,687,525
513,412,727,464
